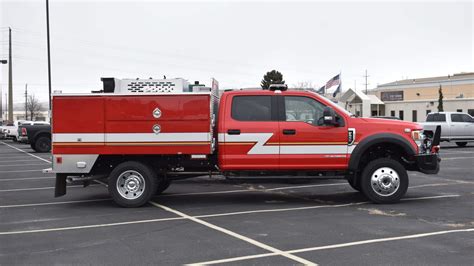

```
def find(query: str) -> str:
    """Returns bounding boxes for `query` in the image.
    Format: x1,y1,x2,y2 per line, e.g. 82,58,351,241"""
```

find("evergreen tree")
437,85,444,112
261,70,285,90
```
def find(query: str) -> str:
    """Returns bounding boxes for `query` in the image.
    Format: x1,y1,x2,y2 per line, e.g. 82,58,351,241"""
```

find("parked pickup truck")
18,124,52,152
421,112,474,147
45,77,441,207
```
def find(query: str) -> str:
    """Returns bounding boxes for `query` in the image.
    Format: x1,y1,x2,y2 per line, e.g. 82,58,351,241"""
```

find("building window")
456,109,462,113
426,110,431,116
399,110,404,120
381,91,404,101
390,110,395,117
412,110,417,122
468,109,474,117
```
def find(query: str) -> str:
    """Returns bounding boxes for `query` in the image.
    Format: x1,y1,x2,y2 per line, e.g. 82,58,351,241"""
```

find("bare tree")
27,94,42,121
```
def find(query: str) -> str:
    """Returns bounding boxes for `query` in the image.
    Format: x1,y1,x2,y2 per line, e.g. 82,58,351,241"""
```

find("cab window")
284,96,325,124
426,113,446,122
231,96,272,121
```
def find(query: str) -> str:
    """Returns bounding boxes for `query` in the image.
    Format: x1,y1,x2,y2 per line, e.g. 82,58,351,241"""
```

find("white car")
3,120,41,142
421,112,474,147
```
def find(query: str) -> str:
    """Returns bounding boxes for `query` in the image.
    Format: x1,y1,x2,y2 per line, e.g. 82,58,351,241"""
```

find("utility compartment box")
52,92,215,156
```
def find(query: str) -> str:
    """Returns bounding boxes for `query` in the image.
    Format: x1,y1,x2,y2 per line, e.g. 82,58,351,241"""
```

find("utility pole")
363,69,370,95
46,0,52,118
5,92,8,120
0,85,2,121
24,83,28,120
8,27,13,123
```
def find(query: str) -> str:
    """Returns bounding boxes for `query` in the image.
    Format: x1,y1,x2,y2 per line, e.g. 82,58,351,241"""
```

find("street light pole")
8,27,13,123
46,0,52,119
0,60,6,122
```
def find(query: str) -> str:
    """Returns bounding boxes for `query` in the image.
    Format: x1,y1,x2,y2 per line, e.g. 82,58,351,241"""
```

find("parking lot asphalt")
0,140,473,265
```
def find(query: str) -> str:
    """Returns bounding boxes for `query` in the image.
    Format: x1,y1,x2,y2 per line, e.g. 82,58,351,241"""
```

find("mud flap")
55,174,67,197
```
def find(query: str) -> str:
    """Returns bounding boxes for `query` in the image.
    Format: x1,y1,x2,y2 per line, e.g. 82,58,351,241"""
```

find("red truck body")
52,94,213,155
48,78,440,207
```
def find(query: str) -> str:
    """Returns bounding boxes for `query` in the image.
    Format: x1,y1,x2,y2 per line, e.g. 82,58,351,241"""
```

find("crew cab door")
220,94,280,170
278,95,348,170
450,113,474,139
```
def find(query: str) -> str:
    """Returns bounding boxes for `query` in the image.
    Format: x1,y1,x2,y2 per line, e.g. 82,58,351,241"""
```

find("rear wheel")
456,142,467,147
360,158,408,204
34,136,51,153
108,161,158,208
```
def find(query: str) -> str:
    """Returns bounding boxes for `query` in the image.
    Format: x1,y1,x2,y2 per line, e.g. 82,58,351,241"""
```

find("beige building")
369,72,474,122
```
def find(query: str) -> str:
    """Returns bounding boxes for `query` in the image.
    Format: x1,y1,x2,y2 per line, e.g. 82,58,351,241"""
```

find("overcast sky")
1,0,472,103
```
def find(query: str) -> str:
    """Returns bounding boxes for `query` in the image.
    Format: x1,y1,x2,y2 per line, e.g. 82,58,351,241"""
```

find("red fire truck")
46,77,440,207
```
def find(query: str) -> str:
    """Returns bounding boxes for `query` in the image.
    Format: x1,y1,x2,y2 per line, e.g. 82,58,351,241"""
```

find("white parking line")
441,156,474,160
0,216,185,236
151,201,317,265
162,182,348,197
0,159,42,163
0,198,111,208
440,151,474,155
0,184,101,192
0,163,48,167
0,194,460,235
193,228,474,265
0,176,55,182
0,169,44,173
0,141,51,163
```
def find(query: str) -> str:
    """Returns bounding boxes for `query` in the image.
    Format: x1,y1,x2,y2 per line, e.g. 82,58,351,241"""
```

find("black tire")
455,142,468,147
156,179,171,195
30,142,36,150
34,136,51,153
12,137,17,142
347,177,361,192
360,158,408,204
108,161,158,208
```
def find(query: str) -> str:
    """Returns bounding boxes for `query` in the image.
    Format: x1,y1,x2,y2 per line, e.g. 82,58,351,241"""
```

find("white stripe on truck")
53,133,210,143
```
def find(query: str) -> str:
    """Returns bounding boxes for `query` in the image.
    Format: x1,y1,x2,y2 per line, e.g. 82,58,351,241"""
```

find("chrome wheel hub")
370,167,400,197
116,170,145,200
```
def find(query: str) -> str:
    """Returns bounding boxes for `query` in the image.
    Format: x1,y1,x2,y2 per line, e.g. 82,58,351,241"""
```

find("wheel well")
349,142,414,185
34,132,51,142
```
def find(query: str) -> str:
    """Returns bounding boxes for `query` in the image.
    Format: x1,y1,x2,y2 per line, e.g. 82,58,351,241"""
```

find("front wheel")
108,161,158,207
360,158,408,204
455,142,467,147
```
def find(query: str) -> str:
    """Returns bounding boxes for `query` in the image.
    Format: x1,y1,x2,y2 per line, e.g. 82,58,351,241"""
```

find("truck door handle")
283,129,296,135
227,129,241,135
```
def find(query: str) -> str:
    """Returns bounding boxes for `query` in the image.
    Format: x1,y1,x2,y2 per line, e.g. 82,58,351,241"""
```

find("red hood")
355,117,422,130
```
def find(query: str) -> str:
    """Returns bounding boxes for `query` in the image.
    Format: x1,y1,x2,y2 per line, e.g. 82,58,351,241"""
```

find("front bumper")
415,153,440,174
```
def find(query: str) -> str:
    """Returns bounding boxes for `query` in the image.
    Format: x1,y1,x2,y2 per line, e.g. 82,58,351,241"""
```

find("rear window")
426,113,446,122
231,96,272,121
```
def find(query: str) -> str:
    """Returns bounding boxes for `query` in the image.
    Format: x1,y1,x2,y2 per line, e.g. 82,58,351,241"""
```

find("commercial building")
369,72,474,122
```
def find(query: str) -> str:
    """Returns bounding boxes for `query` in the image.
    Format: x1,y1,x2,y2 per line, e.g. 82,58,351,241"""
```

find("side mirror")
323,106,336,126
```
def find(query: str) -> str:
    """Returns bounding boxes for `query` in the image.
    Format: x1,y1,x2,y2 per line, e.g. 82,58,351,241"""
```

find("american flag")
325,74,340,89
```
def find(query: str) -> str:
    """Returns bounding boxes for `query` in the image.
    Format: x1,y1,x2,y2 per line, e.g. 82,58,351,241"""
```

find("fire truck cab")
47,77,440,207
